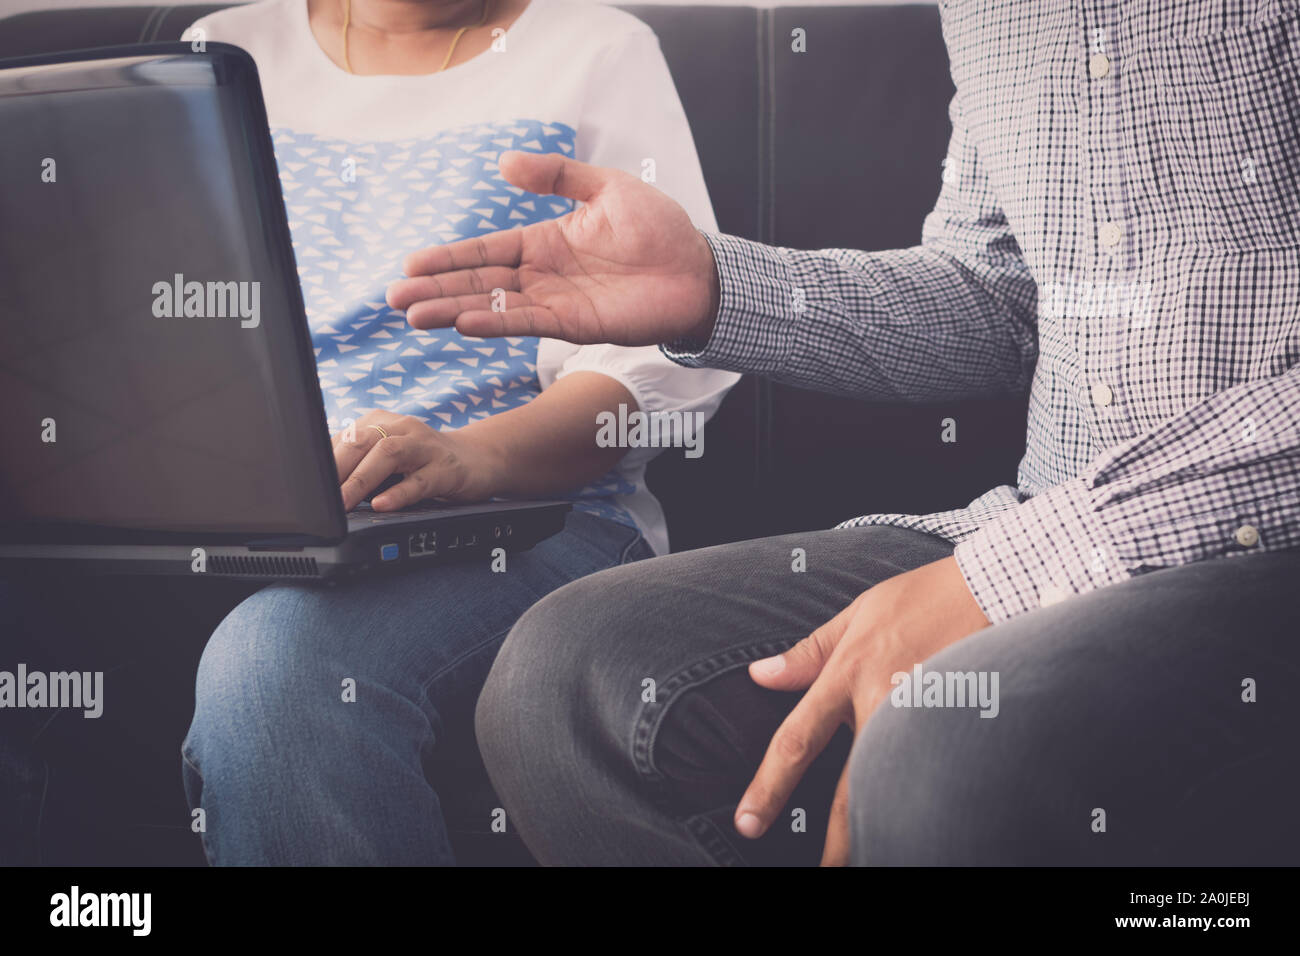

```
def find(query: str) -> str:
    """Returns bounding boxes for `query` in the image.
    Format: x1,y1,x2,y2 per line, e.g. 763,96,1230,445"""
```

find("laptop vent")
209,554,321,577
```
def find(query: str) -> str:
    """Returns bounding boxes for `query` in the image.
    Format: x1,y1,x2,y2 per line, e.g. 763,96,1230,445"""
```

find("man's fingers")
734,678,850,839
452,305,568,340
404,292,535,332
401,229,523,282
386,267,520,312
497,150,610,204
820,764,853,867
749,601,857,692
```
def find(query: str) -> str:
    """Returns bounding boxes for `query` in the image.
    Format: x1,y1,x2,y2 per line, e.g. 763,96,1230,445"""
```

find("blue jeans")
182,512,647,865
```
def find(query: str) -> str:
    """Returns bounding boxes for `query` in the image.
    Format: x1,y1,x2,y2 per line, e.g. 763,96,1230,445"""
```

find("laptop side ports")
408,530,437,557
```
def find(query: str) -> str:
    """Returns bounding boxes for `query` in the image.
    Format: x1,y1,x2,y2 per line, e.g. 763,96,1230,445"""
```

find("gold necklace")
341,0,492,74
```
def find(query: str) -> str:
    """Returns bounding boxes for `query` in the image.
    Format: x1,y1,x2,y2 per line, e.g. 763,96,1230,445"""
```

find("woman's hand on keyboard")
331,411,505,512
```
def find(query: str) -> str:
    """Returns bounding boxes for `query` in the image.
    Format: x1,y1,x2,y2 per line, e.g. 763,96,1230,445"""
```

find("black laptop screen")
0,47,343,542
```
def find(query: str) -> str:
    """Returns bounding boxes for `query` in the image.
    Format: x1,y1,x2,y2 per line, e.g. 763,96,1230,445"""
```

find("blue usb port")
380,543,400,562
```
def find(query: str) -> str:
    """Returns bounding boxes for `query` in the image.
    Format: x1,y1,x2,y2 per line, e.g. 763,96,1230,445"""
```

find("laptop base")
0,501,571,582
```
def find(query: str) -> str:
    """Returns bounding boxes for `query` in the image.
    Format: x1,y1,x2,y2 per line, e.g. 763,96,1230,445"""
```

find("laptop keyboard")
348,501,447,523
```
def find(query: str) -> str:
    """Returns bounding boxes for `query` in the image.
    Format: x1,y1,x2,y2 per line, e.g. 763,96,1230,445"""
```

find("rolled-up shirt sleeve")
955,364,1300,623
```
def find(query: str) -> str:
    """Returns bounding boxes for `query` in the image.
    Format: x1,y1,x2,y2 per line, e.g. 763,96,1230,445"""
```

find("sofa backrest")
0,3,1028,549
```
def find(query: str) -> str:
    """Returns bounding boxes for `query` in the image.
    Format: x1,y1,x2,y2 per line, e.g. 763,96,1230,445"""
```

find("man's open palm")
386,151,719,346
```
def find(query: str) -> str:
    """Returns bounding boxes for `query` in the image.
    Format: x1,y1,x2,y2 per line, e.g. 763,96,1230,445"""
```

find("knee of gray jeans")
848,695,1015,866
850,670,1091,866
476,575,621,794
474,611,537,783
478,562,685,806
849,703,939,866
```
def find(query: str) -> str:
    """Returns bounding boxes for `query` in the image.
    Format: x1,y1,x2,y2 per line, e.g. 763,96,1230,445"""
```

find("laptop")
0,43,570,581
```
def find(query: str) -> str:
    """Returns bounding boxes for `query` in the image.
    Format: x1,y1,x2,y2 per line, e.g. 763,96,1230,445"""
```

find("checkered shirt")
666,0,1300,623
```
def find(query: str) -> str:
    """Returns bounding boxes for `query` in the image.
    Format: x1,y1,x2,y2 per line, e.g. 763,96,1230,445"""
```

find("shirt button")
1089,53,1112,78
1091,382,1114,407
1235,524,1260,548
1099,222,1123,247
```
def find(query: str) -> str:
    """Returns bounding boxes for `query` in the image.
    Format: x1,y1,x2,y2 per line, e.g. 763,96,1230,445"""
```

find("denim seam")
683,812,748,867
612,524,650,564
178,745,219,866
625,637,801,866
629,636,800,785
180,743,202,778
419,626,516,695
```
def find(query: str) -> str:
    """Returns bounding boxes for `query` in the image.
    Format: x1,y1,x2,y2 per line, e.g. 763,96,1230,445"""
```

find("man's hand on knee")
735,555,990,865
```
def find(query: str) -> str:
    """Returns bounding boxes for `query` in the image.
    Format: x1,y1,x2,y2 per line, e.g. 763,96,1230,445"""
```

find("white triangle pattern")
272,120,636,505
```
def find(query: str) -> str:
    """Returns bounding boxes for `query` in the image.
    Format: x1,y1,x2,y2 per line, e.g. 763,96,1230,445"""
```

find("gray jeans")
476,525,1300,865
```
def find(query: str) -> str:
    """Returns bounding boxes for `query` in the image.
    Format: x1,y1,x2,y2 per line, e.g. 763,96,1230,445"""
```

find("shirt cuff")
953,477,1131,625
660,231,799,373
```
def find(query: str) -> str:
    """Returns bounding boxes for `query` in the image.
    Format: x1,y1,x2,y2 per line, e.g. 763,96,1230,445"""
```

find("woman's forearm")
455,370,636,499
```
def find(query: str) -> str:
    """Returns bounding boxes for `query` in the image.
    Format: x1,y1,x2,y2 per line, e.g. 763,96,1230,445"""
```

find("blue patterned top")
271,119,636,526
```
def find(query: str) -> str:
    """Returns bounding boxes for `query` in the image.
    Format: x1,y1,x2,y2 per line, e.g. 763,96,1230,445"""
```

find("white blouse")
184,0,739,554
